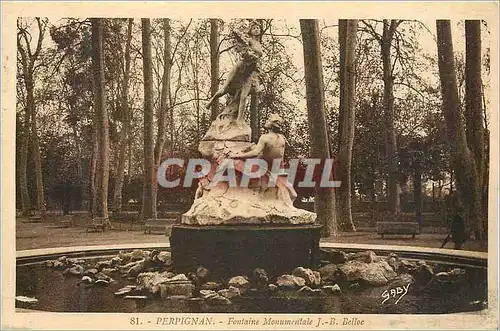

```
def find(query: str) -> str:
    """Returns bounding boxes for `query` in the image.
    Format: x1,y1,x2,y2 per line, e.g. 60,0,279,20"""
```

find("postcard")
2,1,498,330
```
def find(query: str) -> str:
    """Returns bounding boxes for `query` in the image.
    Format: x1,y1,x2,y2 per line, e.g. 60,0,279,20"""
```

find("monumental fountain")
14,22,488,315
170,21,321,278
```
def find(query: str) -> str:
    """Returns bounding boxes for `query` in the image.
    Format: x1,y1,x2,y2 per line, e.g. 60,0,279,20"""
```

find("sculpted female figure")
205,22,263,122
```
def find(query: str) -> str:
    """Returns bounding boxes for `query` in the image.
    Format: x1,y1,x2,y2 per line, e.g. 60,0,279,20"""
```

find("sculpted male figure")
230,113,297,201
230,113,285,163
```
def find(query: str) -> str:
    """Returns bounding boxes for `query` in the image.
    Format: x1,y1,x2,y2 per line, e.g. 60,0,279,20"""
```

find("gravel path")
15,217,487,252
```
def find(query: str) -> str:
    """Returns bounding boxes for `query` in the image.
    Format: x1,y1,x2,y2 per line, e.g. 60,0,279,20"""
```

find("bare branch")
219,44,236,54
32,17,46,64
217,35,230,54
171,51,188,106
391,32,401,77
393,81,426,99
17,37,29,74
409,19,437,42
170,18,193,64
361,20,381,43
19,29,33,59
168,97,207,111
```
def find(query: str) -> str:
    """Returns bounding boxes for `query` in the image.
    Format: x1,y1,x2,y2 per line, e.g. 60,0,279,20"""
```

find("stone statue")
205,22,263,122
182,113,312,225
181,21,315,226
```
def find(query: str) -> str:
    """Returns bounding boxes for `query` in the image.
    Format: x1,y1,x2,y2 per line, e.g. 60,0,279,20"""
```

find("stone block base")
170,224,322,278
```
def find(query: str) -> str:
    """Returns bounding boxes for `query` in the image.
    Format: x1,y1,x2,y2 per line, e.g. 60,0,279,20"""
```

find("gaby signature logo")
381,284,410,305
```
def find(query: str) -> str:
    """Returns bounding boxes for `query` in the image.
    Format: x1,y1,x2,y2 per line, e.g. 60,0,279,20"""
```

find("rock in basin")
228,276,250,289
318,264,338,284
276,274,306,289
206,294,232,305
251,268,269,285
350,251,379,263
218,286,241,299
137,272,194,297
200,282,223,291
124,295,148,300
337,260,397,286
297,286,322,296
322,284,342,294
292,267,321,287
16,296,38,304
160,282,195,298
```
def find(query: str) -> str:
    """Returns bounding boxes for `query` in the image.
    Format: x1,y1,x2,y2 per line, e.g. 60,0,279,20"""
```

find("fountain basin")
16,243,487,314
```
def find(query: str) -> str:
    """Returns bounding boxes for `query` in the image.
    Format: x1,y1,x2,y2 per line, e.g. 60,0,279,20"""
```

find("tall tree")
112,18,134,213
249,19,267,143
209,18,220,121
17,82,31,215
153,18,172,214
381,19,402,220
359,19,404,219
141,18,156,220
300,19,338,237
250,92,259,143
337,19,358,232
436,20,484,240
91,18,111,223
90,130,98,217
17,18,47,215
464,20,486,233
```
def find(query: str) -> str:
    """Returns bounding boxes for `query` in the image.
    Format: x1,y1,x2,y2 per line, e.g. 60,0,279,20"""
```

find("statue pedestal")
169,224,322,278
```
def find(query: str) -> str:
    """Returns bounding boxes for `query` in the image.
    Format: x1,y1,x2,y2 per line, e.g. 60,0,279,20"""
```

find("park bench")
86,217,108,233
144,218,178,236
376,221,420,239
28,214,42,223
61,215,73,228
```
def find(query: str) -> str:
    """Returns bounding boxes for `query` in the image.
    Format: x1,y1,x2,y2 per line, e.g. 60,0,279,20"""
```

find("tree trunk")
152,18,172,216
19,106,31,216
91,18,110,223
25,77,46,214
154,18,171,168
432,182,436,203
413,156,423,227
381,20,400,220
194,55,201,140
449,169,454,194
17,18,46,215
126,131,133,210
141,18,156,220
465,20,486,236
89,131,98,217
300,19,338,237
250,91,259,143
89,64,98,218
72,126,83,210
209,18,220,121
370,176,376,224
337,19,358,232
436,20,484,240
113,18,133,213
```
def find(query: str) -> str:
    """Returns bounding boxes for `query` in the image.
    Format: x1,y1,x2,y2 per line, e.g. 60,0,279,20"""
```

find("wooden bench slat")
144,218,178,235
376,222,420,238
86,217,108,232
